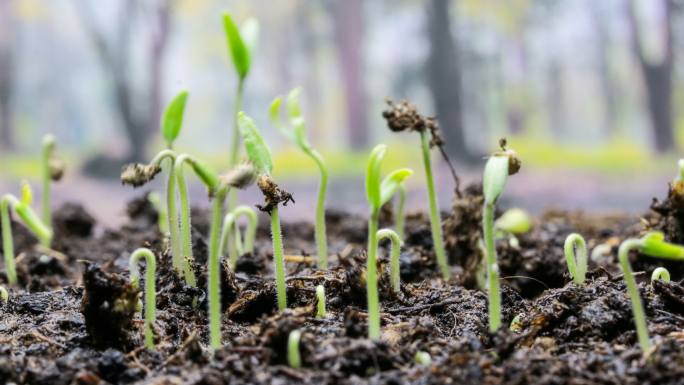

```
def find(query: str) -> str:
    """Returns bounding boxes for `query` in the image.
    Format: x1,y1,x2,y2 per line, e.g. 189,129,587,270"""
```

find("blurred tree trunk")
627,0,675,153
427,0,471,161
0,0,15,151
590,1,618,138
75,0,175,162
331,0,368,148
546,58,565,139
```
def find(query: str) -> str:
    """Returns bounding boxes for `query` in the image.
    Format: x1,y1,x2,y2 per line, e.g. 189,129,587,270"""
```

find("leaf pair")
237,112,273,176
366,144,413,211
269,88,311,152
223,13,259,80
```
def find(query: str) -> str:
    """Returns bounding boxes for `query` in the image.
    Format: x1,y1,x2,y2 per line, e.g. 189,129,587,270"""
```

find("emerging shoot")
288,329,302,369
377,228,403,294
494,208,531,235
619,232,684,354
129,248,157,350
0,286,7,303
365,144,413,340
395,182,407,239
218,205,258,270
651,267,670,283
564,233,588,285
482,139,521,332
270,88,329,269
41,134,64,241
2,182,53,285
414,351,432,366
315,284,326,318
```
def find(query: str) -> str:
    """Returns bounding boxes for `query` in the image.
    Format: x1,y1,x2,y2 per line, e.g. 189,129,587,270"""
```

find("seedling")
564,233,588,285
41,134,64,240
316,284,326,318
495,208,531,236
377,228,403,294
238,112,293,312
651,267,670,283
147,192,168,235
218,205,258,270
365,144,413,340
129,247,157,350
382,100,451,280
288,329,302,369
414,351,431,366
121,90,189,273
675,159,684,182
394,182,407,239
0,286,8,303
619,232,684,353
482,140,521,332
2,182,53,285
270,88,329,269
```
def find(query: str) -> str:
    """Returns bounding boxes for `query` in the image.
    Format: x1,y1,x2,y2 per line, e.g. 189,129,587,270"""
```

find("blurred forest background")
1,0,684,223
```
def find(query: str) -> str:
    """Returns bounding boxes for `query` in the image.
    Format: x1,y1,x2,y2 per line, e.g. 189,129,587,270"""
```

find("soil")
2,182,684,385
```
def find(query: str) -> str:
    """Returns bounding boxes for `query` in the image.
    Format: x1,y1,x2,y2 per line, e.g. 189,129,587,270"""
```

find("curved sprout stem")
174,154,198,287
272,206,287,311
208,186,229,351
395,183,407,239
651,267,671,283
377,228,403,294
288,329,302,369
564,233,588,285
315,284,326,318
129,247,157,350
148,150,182,272
618,238,651,353
219,205,258,270
309,148,329,269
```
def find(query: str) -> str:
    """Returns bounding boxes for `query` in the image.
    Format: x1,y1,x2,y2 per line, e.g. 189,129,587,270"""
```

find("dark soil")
2,182,684,385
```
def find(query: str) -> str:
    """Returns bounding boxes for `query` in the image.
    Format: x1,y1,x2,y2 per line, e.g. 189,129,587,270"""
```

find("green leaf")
366,144,387,209
222,13,250,79
240,18,259,56
190,159,220,191
285,88,310,150
483,155,510,204
640,232,684,260
161,90,189,147
379,168,413,207
238,111,273,175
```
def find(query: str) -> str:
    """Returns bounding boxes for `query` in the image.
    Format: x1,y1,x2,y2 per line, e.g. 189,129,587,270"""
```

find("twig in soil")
30,331,67,350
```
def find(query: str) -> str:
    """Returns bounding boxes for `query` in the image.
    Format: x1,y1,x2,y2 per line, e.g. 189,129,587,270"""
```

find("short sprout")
288,329,302,369
414,351,432,366
315,284,326,318
494,208,531,235
128,248,157,350
651,267,671,283
218,205,258,270
564,233,588,285
377,228,403,294
0,286,8,303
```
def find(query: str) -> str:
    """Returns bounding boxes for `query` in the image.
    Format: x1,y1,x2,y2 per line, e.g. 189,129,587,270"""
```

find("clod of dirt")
125,193,158,227
120,163,161,187
80,263,139,349
259,309,307,364
53,203,96,238
650,180,684,246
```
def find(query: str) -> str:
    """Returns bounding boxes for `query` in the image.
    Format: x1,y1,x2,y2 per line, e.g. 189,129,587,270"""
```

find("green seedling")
365,144,413,340
377,228,403,294
270,88,329,269
175,153,221,287
651,267,670,283
564,233,588,285
414,351,432,366
218,205,258,270
2,182,53,285
316,284,326,318
495,208,531,235
395,182,407,239
288,329,302,369
129,247,157,350
0,286,8,303
207,164,257,352
619,232,684,353
238,112,293,312
482,140,521,332
41,134,64,241
121,90,189,273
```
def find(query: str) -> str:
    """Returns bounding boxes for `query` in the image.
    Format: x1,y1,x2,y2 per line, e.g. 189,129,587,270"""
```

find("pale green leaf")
238,112,273,175
285,87,310,150
379,168,413,207
222,13,250,79
366,144,387,209
161,90,188,147
483,155,509,204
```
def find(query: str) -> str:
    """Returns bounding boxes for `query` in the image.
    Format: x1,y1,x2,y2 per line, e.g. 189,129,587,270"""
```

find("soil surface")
2,182,684,385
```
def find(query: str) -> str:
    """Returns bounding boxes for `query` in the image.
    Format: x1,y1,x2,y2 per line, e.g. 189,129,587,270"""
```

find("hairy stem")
208,186,229,351
420,131,449,280
377,228,402,294
219,205,258,270
483,201,501,332
564,233,587,285
272,206,287,311
367,209,380,340
395,183,407,239
1,196,18,285
174,155,197,287
228,78,245,209
41,137,54,242
619,239,651,353
129,248,157,350
310,149,329,269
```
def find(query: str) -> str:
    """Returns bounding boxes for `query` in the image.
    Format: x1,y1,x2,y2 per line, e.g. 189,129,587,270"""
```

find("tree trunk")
331,0,368,148
590,1,618,138
0,0,15,151
426,0,470,160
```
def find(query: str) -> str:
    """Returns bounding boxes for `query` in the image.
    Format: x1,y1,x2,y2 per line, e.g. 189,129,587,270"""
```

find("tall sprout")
270,88,329,269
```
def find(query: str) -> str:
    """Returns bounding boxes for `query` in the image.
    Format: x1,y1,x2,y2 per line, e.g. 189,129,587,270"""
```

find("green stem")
420,131,449,280
219,205,257,270
174,155,197,287
564,233,587,285
483,201,501,332
208,186,229,351
316,284,326,318
149,150,182,272
310,149,329,269
129,248,157,350
0,286,7,303
228,78,245,210
1,196,18,285
272,205,287,311
287,329,302,369
367,209,380,340
377,228,402,294
395,183,407,240
41,136,55,242
619,238,651,353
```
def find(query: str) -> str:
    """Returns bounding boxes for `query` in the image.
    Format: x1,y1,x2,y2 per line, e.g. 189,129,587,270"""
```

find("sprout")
494,208,531,235
395,182,407,239
270,88,329,269
377,228,403,294
147,192,168,235
238,112,292,312
651,267,670,283
315,284,326,318
619,232,684,353
2,182,53,285
129,248,157,350
591,243,613,262
564,233,588,285
218,205,258,270
287,329,302,369
676,159,684,182
0,286,8,303
482,140,521,332
120,90,189,273
414,351,432,366
365,144,413,340
41,134,63,241
382,100,450,280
